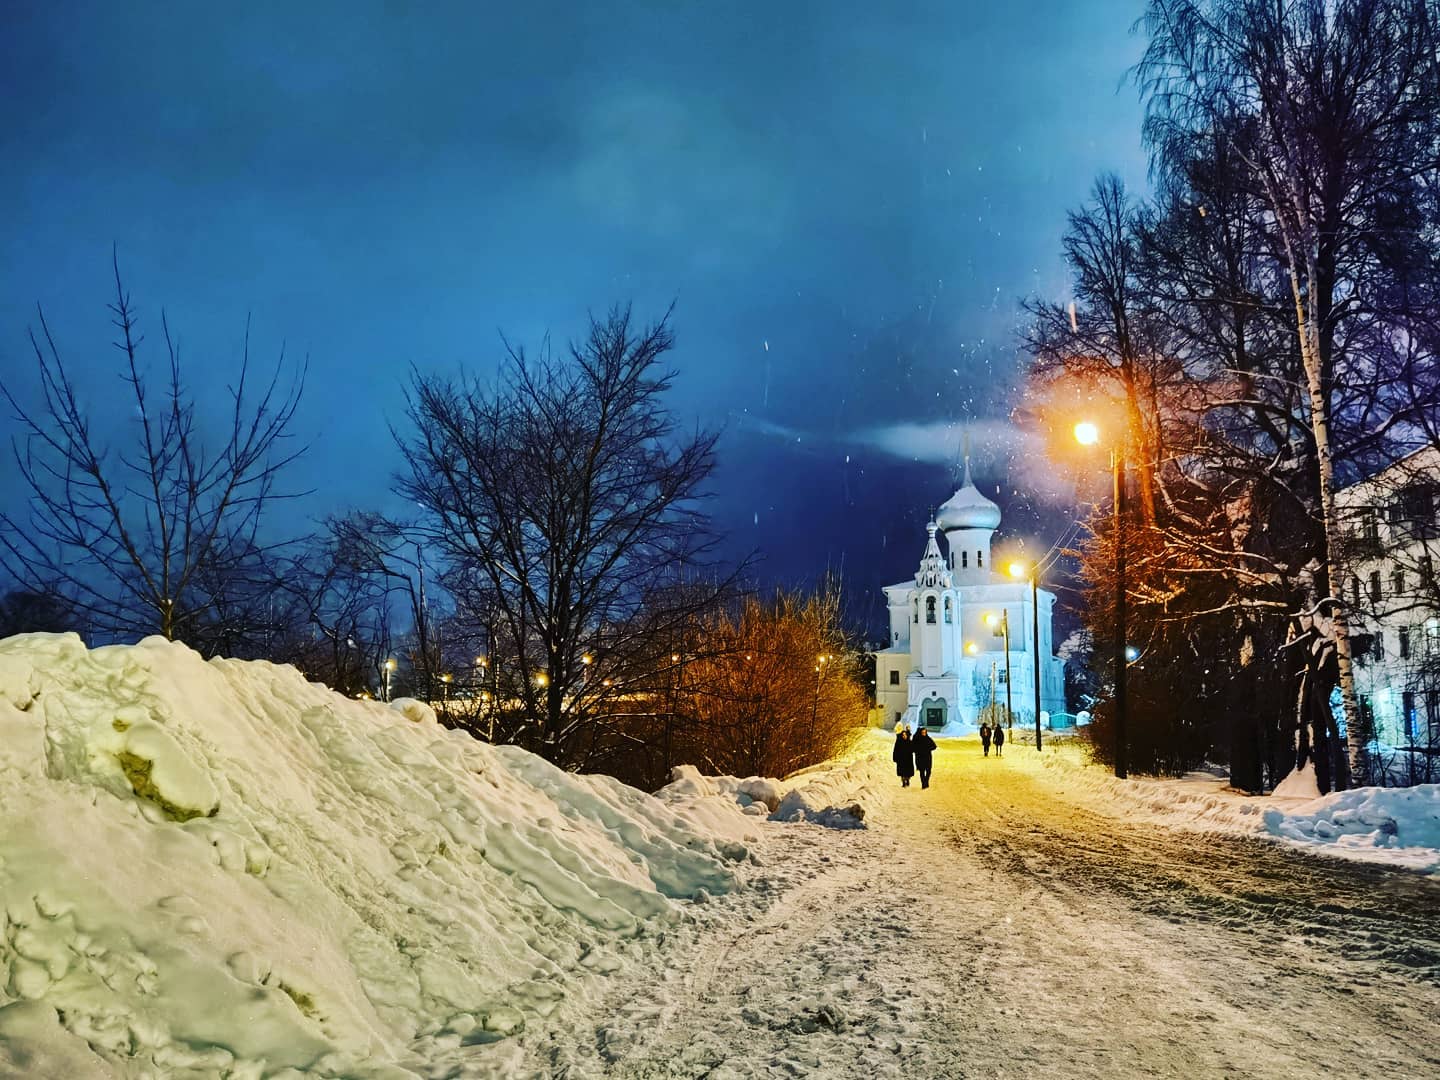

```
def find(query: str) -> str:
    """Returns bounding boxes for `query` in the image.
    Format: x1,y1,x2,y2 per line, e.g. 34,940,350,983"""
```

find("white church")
875,463,1066,733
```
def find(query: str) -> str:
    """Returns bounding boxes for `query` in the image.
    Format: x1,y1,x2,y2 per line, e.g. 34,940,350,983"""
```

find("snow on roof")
0,633,754,1076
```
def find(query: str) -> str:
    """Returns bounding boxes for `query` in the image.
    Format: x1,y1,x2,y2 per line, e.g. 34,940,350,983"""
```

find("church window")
977,550,983,568
925,596,936,624
961,551,968,569
889,670,900,685
943,596,953,623
912,601,918,624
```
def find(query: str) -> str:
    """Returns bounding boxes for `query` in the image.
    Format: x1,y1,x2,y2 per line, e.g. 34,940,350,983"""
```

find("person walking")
993,723,1005,757
980,722,992,757
912,726,936,789
892,724,915,787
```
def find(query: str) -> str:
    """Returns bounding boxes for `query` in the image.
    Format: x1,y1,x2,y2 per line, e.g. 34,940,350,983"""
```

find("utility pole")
1114,447,1128,780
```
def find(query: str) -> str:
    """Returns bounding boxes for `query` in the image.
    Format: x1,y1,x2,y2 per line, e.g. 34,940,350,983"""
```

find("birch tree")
1138,0,1440,784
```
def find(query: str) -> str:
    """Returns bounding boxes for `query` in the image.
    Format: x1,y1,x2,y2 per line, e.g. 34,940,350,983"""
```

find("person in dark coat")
912,726,937,788
980,722,992,756
993,723,1005,756
892,726,915,787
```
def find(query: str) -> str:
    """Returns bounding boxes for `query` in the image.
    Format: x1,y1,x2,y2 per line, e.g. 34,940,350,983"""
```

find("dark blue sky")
1,0,1148,620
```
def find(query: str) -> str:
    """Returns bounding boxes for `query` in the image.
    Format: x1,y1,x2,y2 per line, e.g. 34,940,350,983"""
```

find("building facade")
874,464,1065,732
1339,445,1440,752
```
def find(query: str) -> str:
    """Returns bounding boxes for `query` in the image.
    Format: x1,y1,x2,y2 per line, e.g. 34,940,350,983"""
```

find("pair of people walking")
893,723,937,788
979,722,1004,757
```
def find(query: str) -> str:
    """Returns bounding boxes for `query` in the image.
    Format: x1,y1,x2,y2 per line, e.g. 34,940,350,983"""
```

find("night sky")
1,0,1148,631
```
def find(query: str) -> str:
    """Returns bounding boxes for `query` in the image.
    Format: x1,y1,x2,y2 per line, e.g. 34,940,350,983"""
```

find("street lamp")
813,653,832,724
1076,419,1128,780
1010,561,1044,752
384,657,397,703
985,612,1013,733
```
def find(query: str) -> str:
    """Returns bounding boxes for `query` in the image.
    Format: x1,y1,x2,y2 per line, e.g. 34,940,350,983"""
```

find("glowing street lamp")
1076,419,1128,779
384,657,397,702
812,653,833,724
966,641,978,655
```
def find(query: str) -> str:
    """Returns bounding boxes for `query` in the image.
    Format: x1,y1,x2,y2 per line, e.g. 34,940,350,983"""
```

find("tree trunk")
1292,250,1362,788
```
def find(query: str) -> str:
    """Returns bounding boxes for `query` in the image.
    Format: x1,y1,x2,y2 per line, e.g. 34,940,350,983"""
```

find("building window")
977,550,983,568
1388,501,1403,524
1428,691,1440,742
925,596,936,624
943,596,953,623
1373,632,1385,662
912,601,918,624
1351,578,1361,606
889,669,900,686
1362,509,1379,541
1423,554,1435,583
1403,691,1417,742
1369,571,1382,602
1393,568,1406,596
1428,620,1440,656
1400,628,1411,660
961,551,968,569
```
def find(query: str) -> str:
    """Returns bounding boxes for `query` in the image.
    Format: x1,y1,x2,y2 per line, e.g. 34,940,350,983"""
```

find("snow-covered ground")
994,731,1440,874
2,635,1438,1078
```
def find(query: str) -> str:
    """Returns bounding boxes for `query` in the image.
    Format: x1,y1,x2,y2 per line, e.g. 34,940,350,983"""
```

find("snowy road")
519,738,1440,1079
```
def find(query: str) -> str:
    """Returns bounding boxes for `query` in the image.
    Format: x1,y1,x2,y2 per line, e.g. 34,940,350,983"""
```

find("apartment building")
1338,445,1440,751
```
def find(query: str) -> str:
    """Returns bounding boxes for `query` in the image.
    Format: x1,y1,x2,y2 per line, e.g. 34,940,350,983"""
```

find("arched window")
943,596,953,623
913,600,919,624
925,596,937,624
977,550,984,568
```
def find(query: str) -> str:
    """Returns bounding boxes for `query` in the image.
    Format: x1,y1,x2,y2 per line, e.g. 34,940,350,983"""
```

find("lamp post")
1075,421,1127,779
985,611,1013,733
1010,561,1044,752
813,653,832,724
383,657,397,703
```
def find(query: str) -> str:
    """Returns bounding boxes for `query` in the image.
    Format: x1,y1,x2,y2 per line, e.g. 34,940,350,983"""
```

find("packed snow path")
524,738,1440,1079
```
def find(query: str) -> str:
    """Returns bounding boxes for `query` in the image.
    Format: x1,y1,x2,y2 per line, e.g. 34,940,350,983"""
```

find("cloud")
856,419,1022,468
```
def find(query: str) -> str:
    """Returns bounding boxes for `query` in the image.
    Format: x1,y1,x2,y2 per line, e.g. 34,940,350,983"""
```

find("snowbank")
658,756,886,832
0,633,753,1078
1262,785,1440,873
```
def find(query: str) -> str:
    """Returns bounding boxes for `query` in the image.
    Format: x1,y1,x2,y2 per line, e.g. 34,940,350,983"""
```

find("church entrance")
922,697,947,730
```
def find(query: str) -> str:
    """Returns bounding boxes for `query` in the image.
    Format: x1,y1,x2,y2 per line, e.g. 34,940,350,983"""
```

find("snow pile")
658,756,885,832
0,633,751,1078
1263,785,1440,872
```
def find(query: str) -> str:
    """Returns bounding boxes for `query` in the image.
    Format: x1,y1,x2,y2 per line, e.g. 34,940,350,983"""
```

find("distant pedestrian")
912,726,936,788
893,725,915,787
993,724,1005,756
980,723,992,756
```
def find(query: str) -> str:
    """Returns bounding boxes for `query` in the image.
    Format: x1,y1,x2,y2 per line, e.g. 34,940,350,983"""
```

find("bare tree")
0,257,307,652
1137,0,1440,783
396,305,741,767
